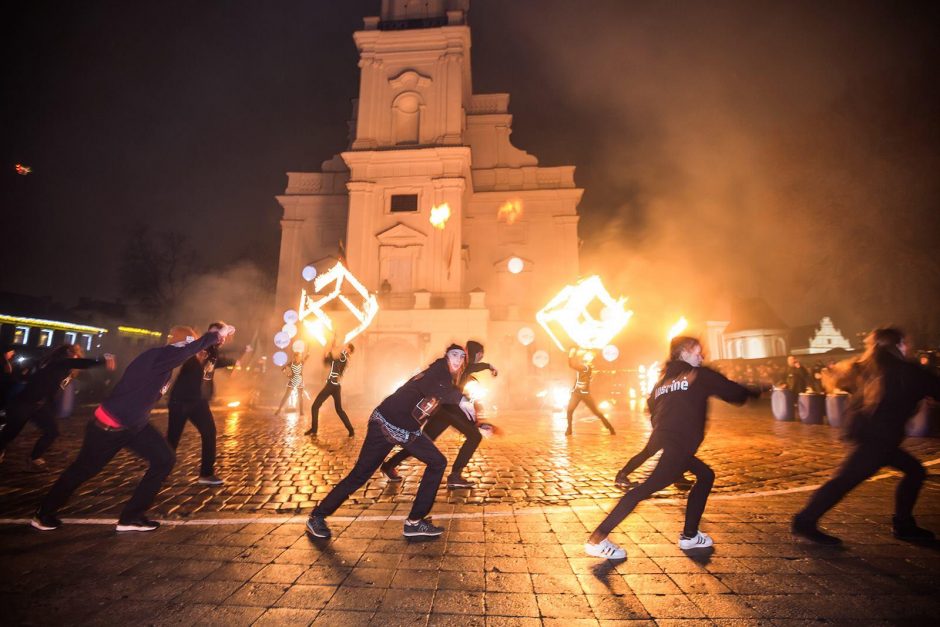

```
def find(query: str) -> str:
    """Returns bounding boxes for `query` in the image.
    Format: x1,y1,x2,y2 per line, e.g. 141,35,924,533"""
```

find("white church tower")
274,0,583,404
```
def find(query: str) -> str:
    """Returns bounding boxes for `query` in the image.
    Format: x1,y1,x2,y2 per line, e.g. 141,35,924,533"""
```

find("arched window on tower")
392,92,421,145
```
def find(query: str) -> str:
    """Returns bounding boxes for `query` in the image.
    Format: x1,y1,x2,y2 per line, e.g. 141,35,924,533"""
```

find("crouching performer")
31,324,234,532
306,344,473,540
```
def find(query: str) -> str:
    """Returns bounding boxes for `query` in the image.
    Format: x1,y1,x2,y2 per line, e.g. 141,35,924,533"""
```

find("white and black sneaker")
446,474,474,489
678,531,713,550
584,539,626,560
403,517,444,537
306,514,331,539
116,518,160,532
30,511,62,531
197,475,224,486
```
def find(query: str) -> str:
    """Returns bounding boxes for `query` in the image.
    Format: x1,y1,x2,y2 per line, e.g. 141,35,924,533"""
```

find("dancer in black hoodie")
31,324,234,532
380,340,496,489
0,344,115,469
792,327,940,545
584,336,758,559
566,348,615,435
306,344,473,540
166,321,238,486
305,343,355,437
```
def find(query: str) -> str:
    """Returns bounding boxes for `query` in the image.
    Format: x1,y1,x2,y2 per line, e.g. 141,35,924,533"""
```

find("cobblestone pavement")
2,402,939,624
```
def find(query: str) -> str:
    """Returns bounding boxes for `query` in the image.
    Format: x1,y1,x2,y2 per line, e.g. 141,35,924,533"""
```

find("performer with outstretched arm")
566,348,616,435
31,324,235,532
584,336,759,559
381,340,496,489
792,327,940,545
0,344,115,469
305,343,355,437
306,344,473,540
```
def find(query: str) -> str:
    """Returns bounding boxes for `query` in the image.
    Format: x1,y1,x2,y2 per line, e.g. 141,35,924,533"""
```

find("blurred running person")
381,340,497,489
31,324,234,532
792,327,940,545
0,344,115,469
306,343,355,437
566,348,615,435
306,345,473,540
584,336,758,560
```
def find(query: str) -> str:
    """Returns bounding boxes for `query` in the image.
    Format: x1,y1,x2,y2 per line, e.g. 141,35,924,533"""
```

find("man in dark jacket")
584,336,759,560
380,339,496,489
306,344,472,540
31,324,234,532
0,345,115,469
166,321,238,485
792,327,940,545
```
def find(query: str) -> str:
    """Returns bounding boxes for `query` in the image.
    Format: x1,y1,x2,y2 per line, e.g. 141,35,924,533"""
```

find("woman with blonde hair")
792,327,940,544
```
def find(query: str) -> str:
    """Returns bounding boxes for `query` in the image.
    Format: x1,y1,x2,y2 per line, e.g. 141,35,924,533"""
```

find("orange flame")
668,317,688,342
497,200,523,225
430,203,451,229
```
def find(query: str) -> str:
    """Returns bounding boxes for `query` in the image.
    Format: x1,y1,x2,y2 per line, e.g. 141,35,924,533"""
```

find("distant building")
791,316,853,355
706,298,789,360
273,0,582,404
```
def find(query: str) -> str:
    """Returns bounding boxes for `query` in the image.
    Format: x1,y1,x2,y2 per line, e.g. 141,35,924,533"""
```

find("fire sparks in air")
429,203,451,229
536,275,632,351
15,164,31,175
497,200,523,224
668,316,689,341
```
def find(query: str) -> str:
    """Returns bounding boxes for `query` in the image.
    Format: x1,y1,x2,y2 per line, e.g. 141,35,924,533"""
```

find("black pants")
592,434,714,540
384,405,482,477
567,391,615,433
310,383,353,435
617,436,659,478
0,399,59,460
39,420,176,523
167,400,216,477
313,417,446,521
795,441,926,524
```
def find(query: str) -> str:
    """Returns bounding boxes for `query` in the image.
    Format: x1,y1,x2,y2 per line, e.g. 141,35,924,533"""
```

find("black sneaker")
197,475,224,486
447,474,474,489
30,511,62,531
381,463,403,482
306,514,331,539
347,430,355,438
403,517,444,537
116,518,160,532
893,516,935,541
791,517,841,545
614,474,634,490
303,428,317,437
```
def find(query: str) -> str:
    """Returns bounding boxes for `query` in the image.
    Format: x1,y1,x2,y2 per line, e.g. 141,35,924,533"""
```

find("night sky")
3,1,939,343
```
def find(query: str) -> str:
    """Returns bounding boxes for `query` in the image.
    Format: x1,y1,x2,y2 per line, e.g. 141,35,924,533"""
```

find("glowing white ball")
602,345,619,362
283,309,298,324
301,265,317,281
532,350,549,369
282,323,297,338
292,339,306,354
272,351,288,367
273,332,290,349
517,326,535,346
507,257,524,274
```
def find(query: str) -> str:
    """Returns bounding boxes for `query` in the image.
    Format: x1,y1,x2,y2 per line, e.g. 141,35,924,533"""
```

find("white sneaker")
584,538,626,560
679,531,713,550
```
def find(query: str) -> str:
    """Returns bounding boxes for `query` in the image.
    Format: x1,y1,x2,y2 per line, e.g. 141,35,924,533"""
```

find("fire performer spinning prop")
31,324,235,532
298,261,378,348
584,336,759,560
536,275,632,353
0,345,116,469
305,342,356,438
792,327,940,545
306,345,473,541
566,348,616,436
380,340,498,489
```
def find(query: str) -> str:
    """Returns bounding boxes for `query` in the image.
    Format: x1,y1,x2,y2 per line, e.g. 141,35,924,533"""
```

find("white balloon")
282,323,297,338
292,339,306,354
283,309,298,324
301,265,317,281
517,326,535,346
532,350,549,368
272,351,288,367
602,345,619,362
507,257,524,274
273,332,290,349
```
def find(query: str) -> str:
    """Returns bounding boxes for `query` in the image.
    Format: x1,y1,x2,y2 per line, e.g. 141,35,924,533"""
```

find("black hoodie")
648,360,754,452
377,356,464,429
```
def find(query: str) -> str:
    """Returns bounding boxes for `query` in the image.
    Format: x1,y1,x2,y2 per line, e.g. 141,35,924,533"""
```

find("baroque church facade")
274,0,581,404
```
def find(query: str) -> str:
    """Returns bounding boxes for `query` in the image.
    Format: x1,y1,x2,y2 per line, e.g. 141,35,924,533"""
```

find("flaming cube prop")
298,261,378,346
536,276,632,351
